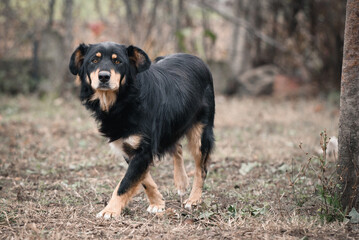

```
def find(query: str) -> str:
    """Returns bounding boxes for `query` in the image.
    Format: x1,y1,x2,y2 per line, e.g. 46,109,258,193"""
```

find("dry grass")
0,94,357,239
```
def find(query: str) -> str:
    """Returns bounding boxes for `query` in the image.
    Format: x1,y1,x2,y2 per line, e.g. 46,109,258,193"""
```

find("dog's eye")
114,59,121,64
92,58,99,64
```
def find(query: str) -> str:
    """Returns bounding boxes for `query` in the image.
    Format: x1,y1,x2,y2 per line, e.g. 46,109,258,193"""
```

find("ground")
0,94,357,239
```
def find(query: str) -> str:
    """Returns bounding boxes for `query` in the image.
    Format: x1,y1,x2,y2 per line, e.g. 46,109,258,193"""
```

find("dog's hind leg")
184,123,213,209
142,171,165,213
173,143,189,197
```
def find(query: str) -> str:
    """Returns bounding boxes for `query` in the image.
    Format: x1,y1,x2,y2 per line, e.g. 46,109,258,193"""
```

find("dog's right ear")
69,43,89,75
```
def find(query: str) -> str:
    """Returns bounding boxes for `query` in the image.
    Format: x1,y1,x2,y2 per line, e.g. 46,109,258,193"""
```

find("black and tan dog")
69,42,215,219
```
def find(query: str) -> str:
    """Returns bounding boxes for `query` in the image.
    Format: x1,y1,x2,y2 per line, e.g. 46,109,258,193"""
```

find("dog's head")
69,42,151,91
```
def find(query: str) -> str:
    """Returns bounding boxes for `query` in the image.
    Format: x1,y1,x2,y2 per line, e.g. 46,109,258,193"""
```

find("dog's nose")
99,71,111,83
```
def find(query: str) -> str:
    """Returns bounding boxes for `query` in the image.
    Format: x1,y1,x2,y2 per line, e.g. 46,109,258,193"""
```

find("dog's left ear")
127,45,151,73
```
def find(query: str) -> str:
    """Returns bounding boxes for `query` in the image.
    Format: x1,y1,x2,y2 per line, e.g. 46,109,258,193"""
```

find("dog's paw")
96,204,122,220
183,197,202,210
147,204,165,213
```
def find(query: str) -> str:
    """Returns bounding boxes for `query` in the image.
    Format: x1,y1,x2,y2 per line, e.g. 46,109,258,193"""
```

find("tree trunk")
337,0,359,212
144,0,159,39
175,0,184,52
63,0,73,53
63,0,74,88
230,0,250,77
47,0,56,29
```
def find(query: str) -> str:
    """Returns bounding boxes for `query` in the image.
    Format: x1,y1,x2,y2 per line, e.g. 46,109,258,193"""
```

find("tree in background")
337,0,359,212
0,0,347,95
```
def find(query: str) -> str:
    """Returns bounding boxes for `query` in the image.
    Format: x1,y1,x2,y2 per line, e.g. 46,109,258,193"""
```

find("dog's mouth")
97,83,111,90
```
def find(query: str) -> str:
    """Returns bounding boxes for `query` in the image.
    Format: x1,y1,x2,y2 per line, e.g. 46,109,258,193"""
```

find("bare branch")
197,0,286,51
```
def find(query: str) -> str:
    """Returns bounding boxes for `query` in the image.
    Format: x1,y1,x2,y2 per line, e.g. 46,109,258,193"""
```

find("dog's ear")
69,43,89,75
127,45,151,73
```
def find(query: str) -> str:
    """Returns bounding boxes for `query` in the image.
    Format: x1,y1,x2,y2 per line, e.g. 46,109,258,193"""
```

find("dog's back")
136,53,215,155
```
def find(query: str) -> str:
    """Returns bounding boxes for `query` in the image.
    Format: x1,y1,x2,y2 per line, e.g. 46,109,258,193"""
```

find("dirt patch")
0,95,357,239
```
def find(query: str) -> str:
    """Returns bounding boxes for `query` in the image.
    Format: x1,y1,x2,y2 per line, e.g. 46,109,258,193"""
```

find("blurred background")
0,0,346,99
0,1,349,236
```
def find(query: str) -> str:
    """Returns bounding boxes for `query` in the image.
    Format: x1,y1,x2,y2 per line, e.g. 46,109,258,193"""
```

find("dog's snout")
99,71,111,83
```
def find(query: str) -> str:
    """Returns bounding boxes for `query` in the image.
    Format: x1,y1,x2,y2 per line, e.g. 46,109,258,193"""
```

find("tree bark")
337,0,359,212
47,0,56,29
230,0,251,77
63,0,74,87
144,0,159,41
175,0,184,52
63,0,73,47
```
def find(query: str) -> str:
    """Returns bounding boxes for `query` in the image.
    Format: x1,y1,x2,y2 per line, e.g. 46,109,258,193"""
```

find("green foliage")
175,28,192,52
0,210,16,225
203,29,217,44
316,131,344,222
317,185,343,222
227,205,237,217
227,203,270,218
289,130,344,222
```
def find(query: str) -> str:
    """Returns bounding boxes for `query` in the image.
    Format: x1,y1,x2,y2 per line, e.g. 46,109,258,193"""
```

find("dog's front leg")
96,150,151,219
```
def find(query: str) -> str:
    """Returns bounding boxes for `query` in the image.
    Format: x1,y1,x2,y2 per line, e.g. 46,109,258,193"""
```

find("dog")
69,42,215,219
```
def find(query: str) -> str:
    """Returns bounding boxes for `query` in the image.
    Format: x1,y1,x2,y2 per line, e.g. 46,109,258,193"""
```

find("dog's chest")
109,135,142,160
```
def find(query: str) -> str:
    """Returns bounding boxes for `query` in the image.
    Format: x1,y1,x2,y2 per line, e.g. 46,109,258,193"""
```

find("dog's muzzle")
98,70,111,89
99,71,111,83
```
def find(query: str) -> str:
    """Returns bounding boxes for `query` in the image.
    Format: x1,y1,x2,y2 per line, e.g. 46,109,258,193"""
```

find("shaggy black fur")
69,42,215,196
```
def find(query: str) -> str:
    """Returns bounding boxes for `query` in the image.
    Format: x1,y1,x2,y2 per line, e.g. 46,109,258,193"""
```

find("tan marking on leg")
187,123,204,158
185,123,206,208
173,144,189,196
96,177,143,219
142,172,165,213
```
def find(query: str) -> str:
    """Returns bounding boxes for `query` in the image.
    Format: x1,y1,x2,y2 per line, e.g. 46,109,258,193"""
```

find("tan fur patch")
173,144,189,195
91,90,118,112
90,69,100,88
112,53,117,59
185,123,206,206
186,123,204,158
109,135,142,159
125,135,142,149
185,168,204,206
89,68,124,90
75,75,81,86
75,50,84,69
97,176,144,218
142,172,165,207
110,69,126,87
129,49,146,69
96,52,101,57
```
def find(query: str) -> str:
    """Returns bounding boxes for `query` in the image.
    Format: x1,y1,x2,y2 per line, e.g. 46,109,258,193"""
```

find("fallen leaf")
239,162,261,175
348,208,359,224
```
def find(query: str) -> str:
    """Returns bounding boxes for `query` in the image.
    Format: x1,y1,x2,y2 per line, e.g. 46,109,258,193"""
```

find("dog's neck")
90,90,118,112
